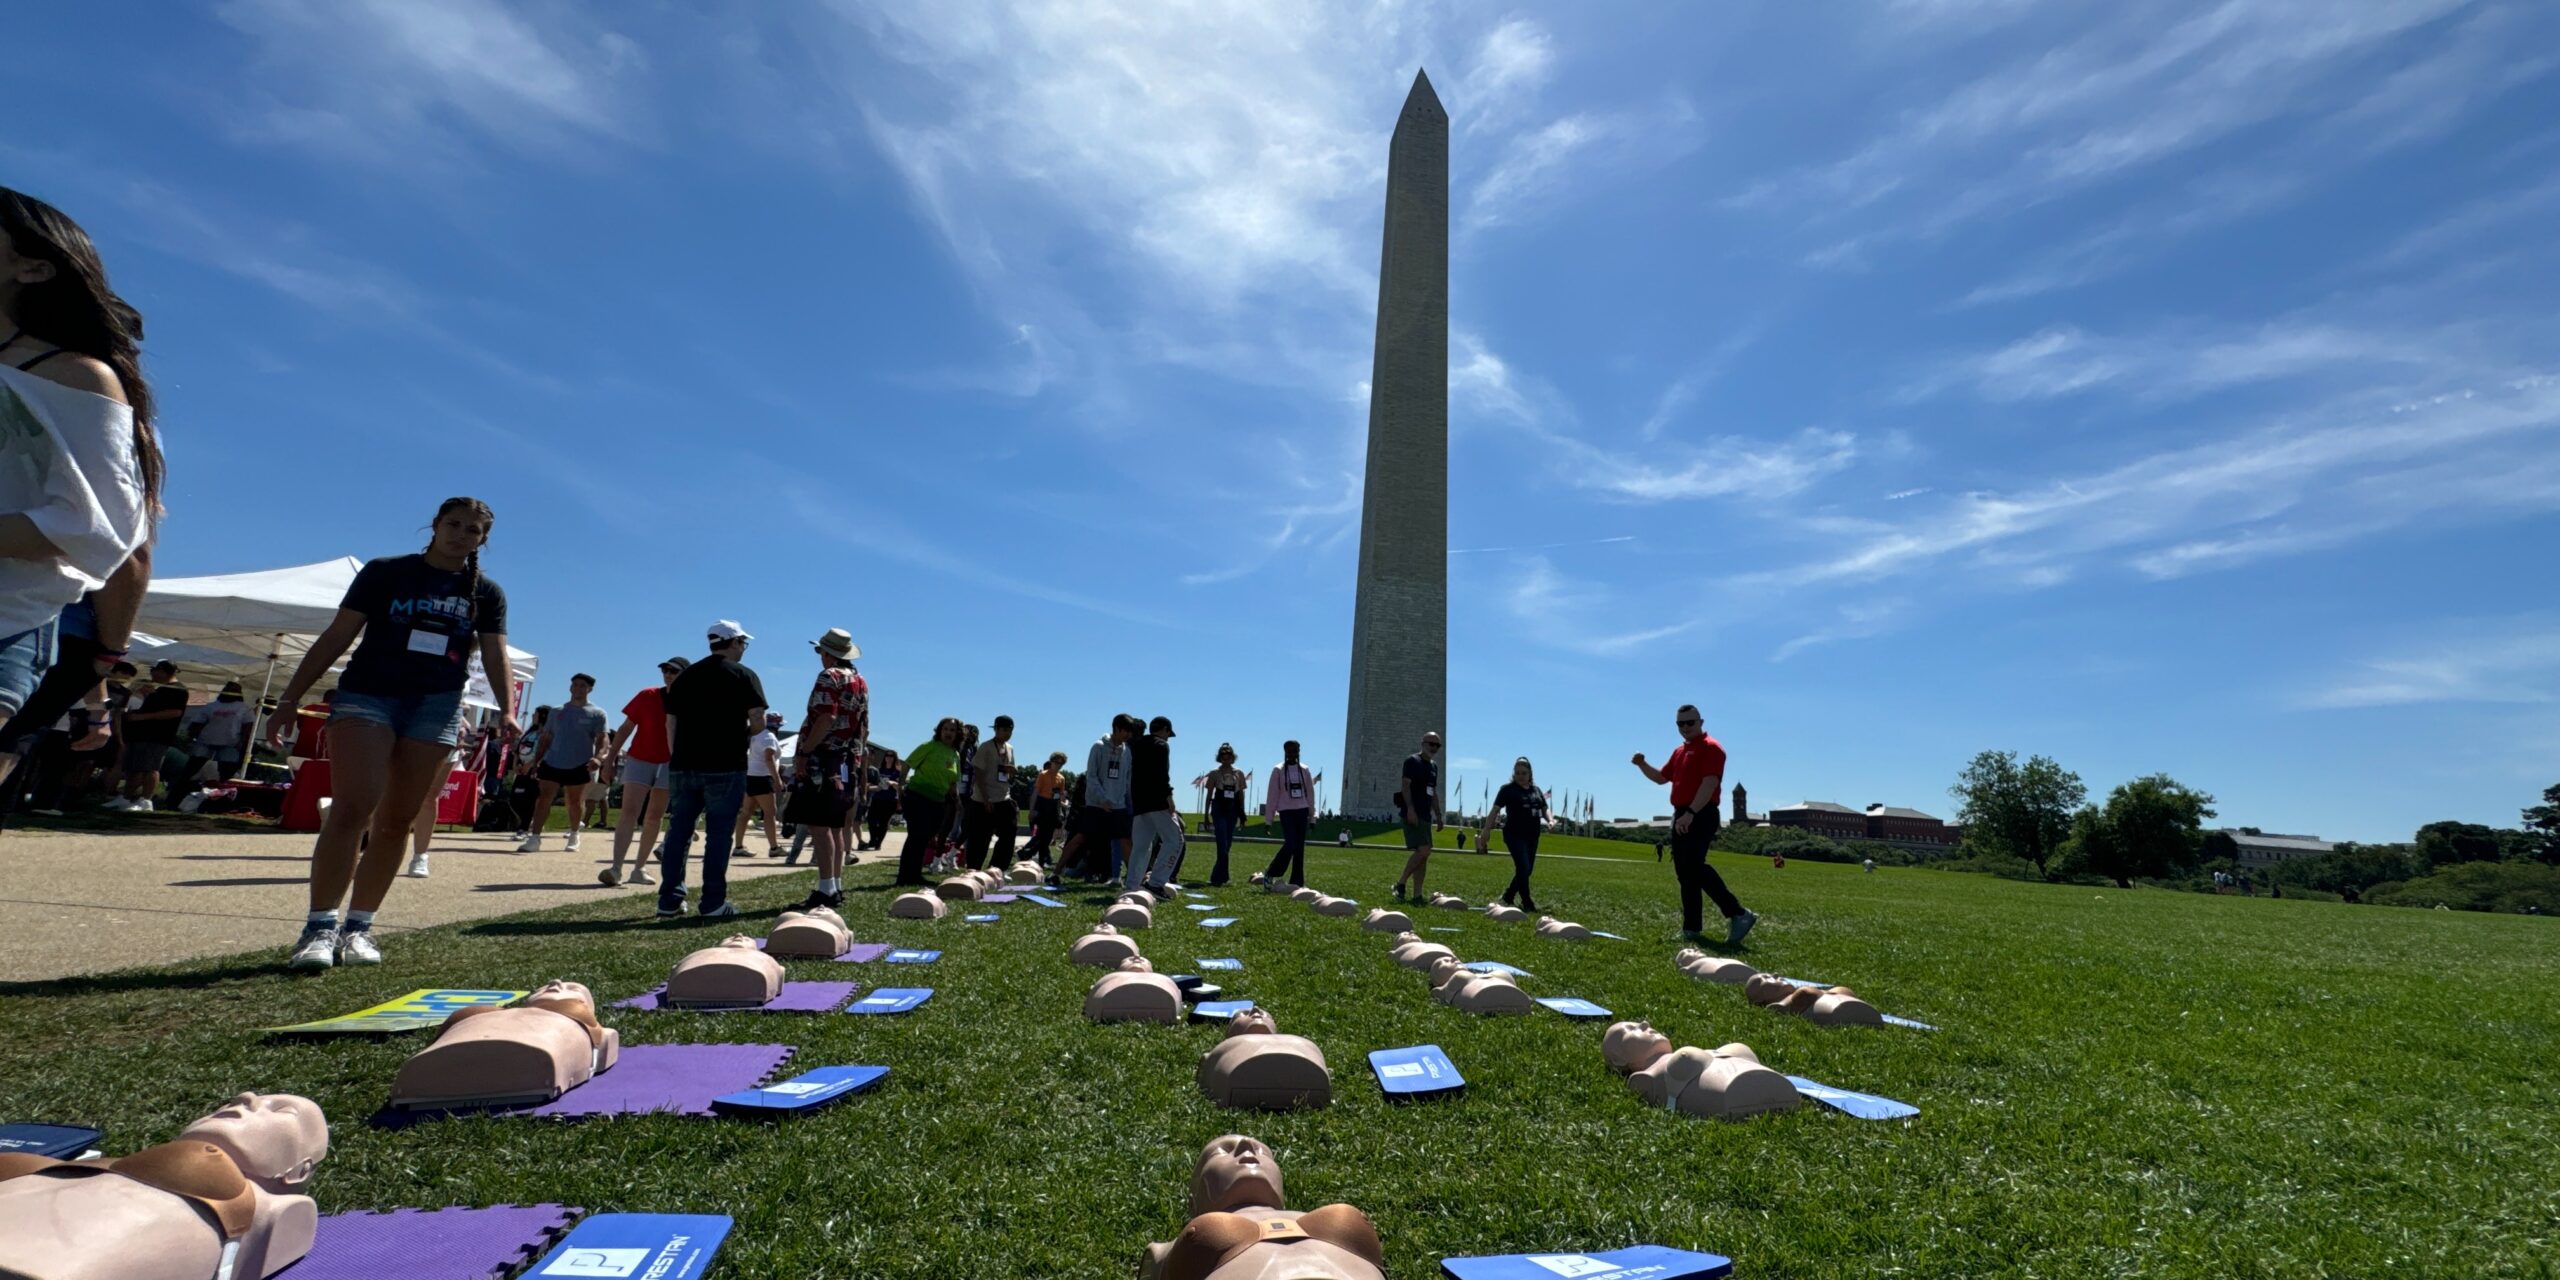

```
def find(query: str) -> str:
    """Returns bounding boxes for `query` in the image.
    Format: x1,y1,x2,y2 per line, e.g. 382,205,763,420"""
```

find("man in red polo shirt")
1631,702,1758,946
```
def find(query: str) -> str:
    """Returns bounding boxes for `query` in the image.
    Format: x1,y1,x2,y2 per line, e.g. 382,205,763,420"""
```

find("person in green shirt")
898,716,964,886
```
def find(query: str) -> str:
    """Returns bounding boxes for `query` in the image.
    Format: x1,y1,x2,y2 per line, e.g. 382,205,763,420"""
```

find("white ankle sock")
306,910,336,927
342,909,375,932
818,878,840,893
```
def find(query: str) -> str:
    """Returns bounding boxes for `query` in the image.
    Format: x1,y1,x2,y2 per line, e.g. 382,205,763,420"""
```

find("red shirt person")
599,656,688,888
1631,703,1757,946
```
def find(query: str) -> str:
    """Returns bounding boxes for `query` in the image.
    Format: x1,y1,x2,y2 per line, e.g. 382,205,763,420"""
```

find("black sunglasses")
1676,718,1700,726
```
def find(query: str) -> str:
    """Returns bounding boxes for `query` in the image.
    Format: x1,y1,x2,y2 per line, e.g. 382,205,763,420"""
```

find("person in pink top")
1631,702,1758,947
1258,739,1319,887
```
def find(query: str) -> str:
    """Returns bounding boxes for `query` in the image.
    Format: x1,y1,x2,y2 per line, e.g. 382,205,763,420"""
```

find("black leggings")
1262,809,1309,884
898,790,948,884
865,794,895,849
1501,828,1540,905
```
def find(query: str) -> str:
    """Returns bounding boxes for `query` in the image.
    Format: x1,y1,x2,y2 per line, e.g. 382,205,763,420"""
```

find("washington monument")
1342,70,1448,819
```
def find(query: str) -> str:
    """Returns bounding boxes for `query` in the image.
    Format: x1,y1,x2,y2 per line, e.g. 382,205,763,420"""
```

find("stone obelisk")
1342,70,1448,819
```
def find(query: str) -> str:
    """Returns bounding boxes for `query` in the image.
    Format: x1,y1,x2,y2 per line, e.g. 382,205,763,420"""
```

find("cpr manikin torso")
391,981,620,1107
890,890,948,919
1675,947,1757,984
938,870,999,901
1424,956,1534,1015
1104,895,1156,929
1387,932,1454,971
1196,1009,1331,1111
1309,895,1357,917
665,936,786,1008
1361,908,1412,934
1481,903,1525,923
1071,923,1143,967
1534,915,1591,940
1777,984,1884,1027
1744,973,1797,1007
1087,957,1183,1024
0,1092,328,1280
1139,1135,1382,1280
1288,886,1322,904
767,906,852,958
1428,892,1468,910
1007,862,1046,885
1623,1040,1802,1119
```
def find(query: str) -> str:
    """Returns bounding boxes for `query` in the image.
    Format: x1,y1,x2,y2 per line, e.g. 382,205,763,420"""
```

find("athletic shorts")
121,739,174,774
746,775,775,797
329,688,466,746
537,762,594,786
1402,815,1433,849
620,756,670,789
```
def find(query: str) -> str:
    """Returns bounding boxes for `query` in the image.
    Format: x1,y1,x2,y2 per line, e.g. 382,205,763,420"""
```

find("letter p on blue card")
531,1213,731,1278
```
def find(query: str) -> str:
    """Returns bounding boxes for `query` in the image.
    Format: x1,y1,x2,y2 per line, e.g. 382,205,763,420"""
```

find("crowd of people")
0,183,1762,977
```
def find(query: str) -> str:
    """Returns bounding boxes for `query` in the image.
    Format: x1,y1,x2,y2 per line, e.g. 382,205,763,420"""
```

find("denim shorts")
0,618,60,716
620,756,671,789
329,688,466,746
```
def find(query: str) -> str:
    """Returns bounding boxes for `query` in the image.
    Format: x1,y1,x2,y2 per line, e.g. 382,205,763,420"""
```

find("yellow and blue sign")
264,988,526,1034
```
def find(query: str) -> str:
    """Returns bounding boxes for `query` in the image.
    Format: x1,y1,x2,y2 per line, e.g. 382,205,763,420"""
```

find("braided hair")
427,497,495,624
0,187,165,517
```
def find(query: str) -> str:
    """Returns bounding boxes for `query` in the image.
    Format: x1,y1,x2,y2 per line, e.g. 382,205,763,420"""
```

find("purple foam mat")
754,939,895,964
375,1043,794,1125
613,981,858,1013
293,1203,580,1280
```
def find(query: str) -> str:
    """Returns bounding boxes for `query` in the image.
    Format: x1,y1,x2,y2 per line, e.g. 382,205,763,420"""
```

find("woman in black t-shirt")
264,498,516,973
1482,756,1553,911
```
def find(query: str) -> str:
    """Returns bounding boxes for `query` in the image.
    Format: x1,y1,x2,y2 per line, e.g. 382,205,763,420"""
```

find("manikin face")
1225,1007,1277,1037
1117,957,1155,973
527,980,596,1014
181,1093,329,1191
1190,1135,1285,1216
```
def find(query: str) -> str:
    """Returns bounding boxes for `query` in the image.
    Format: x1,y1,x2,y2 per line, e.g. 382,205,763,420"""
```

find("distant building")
1767,801,1963,849
2223,830,2334,867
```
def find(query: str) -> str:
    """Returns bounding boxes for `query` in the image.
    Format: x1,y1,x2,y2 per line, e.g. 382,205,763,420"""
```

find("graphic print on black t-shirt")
336,554,508,698
1399,752,1438,816
1494,782,1548,839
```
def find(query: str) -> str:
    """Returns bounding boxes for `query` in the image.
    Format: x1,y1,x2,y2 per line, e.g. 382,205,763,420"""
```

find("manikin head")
1603,1020,1673,1074
1089,923,1120,936
178,1093,329,1195
1744,974,1796,1006
1116,957,1156,974
1426,956,1465,986
1223,1008,1277,1037
1189,1134,1285,1216
718,934,759,950
525,980,598,1018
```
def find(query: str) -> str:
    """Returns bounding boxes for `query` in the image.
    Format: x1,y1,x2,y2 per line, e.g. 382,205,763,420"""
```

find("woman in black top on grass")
1482,756,1552,911
266,497,515,972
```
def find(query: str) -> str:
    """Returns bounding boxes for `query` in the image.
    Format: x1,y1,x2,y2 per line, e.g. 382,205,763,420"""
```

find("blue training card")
964,913,999,923
1428,926,1462,934
527,1213,732,1278
711,1065,889,1117
1369,1045,1465,1101
883,949,940,964
1589,931,1628,941
1184,903,1218,911
1881,1013,1938,1032
0,1123,102,1159
1441,1244,1734,1280
1195,958,1243,970
1537,997,1613,1020
846,987,934,1014
1463,961,1532,977
1017,893,1067,907
1190,1000,1258,1022
1199,917,1239,928
1784,1075,1920,1121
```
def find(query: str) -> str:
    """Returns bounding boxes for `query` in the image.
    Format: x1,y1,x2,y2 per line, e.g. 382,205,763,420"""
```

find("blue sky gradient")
8,2,2556,840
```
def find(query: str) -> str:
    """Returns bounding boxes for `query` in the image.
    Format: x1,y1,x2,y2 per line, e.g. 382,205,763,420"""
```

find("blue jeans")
329,688,466,746
659,769,747,912
0,617,60,717
1210,812,1239,884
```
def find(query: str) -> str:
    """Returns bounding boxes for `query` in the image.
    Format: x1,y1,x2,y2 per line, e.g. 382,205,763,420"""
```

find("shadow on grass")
0,959,292,1000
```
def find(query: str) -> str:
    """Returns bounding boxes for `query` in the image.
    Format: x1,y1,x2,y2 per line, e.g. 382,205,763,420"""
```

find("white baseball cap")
708,620,753,643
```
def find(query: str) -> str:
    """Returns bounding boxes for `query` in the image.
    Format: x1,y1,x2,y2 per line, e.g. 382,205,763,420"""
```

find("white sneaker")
404,855,430,878
131,799,154,813
700,901,740,919
286,926,338,972
598,867,622,887
518,833,543,853
337,929,383,965
565,831,581,851
103,797,133,811
628,868,656,886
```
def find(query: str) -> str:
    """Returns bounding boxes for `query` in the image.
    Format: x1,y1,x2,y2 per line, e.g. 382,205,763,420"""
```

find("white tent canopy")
135,558,535,708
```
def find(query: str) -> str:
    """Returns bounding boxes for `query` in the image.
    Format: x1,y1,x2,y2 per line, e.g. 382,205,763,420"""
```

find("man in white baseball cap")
653,620,768,918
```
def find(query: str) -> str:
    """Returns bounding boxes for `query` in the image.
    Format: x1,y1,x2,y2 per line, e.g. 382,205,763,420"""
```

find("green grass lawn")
4,844,2555,1277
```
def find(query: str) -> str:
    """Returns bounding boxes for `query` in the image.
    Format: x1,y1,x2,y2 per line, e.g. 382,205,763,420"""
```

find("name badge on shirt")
1289,783,1304,797
406,628,449,657
1108,761,1121,779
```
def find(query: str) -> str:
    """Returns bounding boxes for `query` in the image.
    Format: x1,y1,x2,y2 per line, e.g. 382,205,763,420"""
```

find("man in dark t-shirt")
111,661,190,810
1391,731,1443,902
655,620,769,918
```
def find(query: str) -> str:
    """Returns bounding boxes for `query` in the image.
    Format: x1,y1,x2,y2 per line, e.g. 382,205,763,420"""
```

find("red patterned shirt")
807,666,869,752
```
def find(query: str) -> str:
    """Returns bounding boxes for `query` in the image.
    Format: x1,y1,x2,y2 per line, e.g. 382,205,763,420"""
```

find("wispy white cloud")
1454,17,1554,136
1773,597,1910,663
214,0,645,162
1464,97,1700,233
1906,320,2454,406
2300,617,2560,708
1449,535,1634,555
1504,556,1696,656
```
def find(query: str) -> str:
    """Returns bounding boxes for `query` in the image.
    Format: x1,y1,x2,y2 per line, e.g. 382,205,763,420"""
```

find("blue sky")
8,1,2557,841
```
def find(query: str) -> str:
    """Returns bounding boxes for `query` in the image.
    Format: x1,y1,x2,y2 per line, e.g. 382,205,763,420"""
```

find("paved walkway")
0,824,843,983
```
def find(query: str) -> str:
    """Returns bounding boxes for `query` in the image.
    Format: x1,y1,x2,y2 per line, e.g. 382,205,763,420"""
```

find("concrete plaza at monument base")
1,826,2549,1276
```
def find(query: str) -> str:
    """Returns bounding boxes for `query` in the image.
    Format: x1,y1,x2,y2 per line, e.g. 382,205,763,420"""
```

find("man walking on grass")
1124,715,1182,893
1390,731,1443,902
1074,714,1136,883
657,621,768,919
519,674,607,853
966,714,1019,871
1631,703,1757,946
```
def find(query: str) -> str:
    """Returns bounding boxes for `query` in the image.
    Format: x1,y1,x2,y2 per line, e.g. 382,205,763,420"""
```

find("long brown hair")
0,188,163,514
427,497,494,624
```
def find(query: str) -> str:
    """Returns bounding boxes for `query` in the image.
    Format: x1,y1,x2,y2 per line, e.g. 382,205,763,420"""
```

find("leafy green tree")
2065,774,2217,888
2522,784,2560,864
2366,859,2560,913
2266,841,2417,896
1949,750,2086,878
2413,821,2520,870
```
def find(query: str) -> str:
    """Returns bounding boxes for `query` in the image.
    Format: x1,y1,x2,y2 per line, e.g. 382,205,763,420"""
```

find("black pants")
865,793,895,849
1671,812,1743,932
898,790,948,884
1025,797,1061,860
1208,811,1240,884
1262,809,1309,884
966,798,1018,869
1500,828,1540,906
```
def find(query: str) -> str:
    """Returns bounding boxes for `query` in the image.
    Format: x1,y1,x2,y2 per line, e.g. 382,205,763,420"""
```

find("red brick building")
1767,800,1963,849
